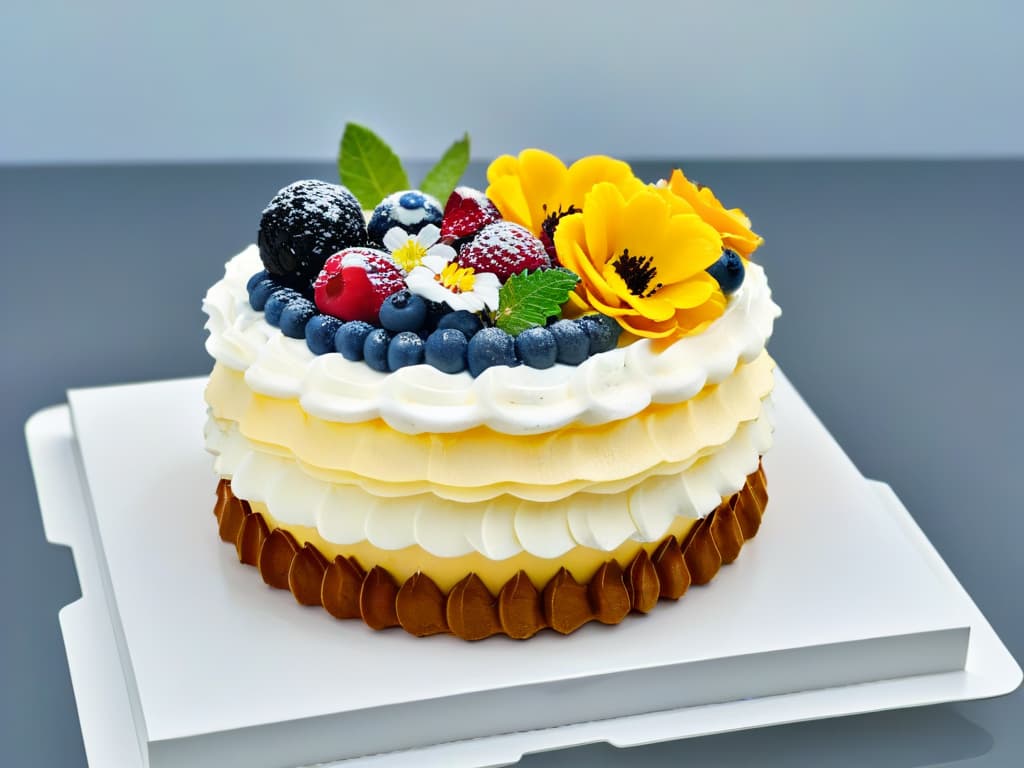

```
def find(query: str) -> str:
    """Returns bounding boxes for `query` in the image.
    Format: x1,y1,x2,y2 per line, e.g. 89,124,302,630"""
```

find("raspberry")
456,221,551,283
313,247,405,323
440,187,502,243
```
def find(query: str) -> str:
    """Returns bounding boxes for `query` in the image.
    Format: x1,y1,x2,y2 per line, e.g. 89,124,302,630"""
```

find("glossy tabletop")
2,159,1021,767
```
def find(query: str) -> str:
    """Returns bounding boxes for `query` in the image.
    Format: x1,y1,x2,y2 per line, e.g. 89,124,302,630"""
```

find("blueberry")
378,289,428,332
575,314,622,355
423,299,452,332
363,328,393,372
425,329,469,374
515,326,558,369
437,310,484,339
334,320,375,361
264,288,301,327
279,298,317,339
548,319,589,365
399,191,426,208
707,249,745,295
247,269,271,294
248,277,279,311
304,314,343,355
258,180,367,290
467,327,517,377
387,331,425,371
366,189,444,246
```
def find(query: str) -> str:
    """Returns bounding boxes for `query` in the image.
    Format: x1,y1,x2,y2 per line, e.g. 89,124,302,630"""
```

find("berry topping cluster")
246,124,760,378
248,179,623,376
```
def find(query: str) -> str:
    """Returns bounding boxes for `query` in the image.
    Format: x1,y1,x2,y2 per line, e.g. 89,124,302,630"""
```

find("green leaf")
338,123,410,209
494,268,581,336
419,133,470,204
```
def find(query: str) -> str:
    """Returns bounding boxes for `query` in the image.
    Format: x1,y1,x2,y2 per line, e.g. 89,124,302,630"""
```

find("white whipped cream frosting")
203,246,781,435
206,399,774,559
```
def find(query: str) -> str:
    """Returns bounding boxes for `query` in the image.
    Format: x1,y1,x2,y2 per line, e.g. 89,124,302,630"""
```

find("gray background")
2,159,1022,766
3,0,1024,163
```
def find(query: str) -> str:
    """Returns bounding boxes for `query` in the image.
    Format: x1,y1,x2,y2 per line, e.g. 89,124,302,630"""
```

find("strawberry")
440,187,502,243
314,248,406,323
456,221,551,283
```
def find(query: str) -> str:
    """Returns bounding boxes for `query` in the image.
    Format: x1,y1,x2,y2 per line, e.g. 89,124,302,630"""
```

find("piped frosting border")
203,246,781,435
206,401,773,559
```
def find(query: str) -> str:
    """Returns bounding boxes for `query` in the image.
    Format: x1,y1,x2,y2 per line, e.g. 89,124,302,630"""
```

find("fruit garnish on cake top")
246,123,762,377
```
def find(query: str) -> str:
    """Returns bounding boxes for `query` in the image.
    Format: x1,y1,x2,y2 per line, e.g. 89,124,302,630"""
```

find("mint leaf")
338,123,410,209
419,133,470,204
494,268,581,336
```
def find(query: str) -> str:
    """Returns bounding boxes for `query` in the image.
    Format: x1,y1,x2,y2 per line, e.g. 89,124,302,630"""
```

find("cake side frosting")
204,350,774,497
205,398,772,559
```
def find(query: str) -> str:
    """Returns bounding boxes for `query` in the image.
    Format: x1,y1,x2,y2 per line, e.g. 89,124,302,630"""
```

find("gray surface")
1,160,1021,766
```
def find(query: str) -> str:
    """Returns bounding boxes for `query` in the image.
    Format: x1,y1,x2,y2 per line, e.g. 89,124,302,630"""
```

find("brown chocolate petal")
625,549,660,613
749,461,769,511
498,571,546,639
589,561,630,624
447,574,501,641
212,464,768,640
682,516,722,586
397,572,449,637
652,535,690,600
288,543,329,606
218,489,249,544
236,511,269,566
360,566,400,630
321,556,365,620
733,486,763,539
710,499,744,564
543,568,593,635
214,478,231,521
258,528,299,590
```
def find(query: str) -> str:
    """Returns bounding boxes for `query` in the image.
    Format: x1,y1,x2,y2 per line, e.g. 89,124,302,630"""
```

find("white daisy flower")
382,224,455,273
406,252,501,313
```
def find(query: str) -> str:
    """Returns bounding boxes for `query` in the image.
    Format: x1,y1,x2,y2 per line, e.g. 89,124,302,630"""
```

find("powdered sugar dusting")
457,221,551,283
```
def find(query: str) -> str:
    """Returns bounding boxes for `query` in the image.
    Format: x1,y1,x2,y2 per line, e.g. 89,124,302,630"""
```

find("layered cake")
203,131,780,639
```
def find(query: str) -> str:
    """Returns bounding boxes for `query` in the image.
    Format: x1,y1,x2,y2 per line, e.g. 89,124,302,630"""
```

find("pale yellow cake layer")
205,351,774,499
253,501,697,593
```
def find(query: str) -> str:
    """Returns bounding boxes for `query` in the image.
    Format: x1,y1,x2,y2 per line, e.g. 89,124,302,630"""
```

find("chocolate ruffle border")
213,463,768,640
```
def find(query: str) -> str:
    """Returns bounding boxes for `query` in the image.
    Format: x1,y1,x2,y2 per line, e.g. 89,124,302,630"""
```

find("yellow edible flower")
485,149,644,244
554,182,726,339
656,169,763,257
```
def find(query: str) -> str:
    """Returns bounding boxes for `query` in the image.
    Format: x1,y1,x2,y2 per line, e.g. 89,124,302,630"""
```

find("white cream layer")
203,246,780,435
205,398,774,559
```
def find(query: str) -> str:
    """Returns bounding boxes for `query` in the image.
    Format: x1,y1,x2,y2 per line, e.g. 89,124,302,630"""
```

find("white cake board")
25,371,1021,768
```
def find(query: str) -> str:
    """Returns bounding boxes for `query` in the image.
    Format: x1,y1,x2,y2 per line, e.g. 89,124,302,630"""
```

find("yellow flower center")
392,240,428,271
436,262,477,293
612,248,662,298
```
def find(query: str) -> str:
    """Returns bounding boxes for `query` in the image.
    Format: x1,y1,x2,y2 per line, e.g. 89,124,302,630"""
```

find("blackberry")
258,180,367,290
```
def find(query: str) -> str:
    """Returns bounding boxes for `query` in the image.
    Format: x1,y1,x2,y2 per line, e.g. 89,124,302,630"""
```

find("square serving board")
25,370,1021,768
